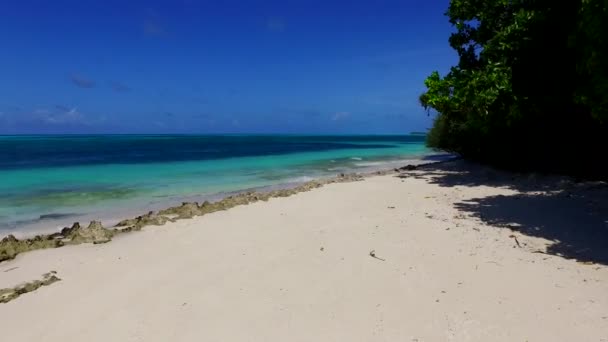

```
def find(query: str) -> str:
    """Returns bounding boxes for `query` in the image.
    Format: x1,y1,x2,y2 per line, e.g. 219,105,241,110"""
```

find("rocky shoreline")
1,166,424,264
0,271,61,304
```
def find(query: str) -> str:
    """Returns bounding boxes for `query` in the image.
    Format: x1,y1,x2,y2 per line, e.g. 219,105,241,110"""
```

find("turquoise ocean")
0,135,435,236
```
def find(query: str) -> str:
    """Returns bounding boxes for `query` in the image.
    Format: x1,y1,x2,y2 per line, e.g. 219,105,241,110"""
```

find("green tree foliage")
421,0,608,177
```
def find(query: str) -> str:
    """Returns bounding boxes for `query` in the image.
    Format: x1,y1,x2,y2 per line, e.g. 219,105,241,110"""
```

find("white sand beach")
1,161,607,341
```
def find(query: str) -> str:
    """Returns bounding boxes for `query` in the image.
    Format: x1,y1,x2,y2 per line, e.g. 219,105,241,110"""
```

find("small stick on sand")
509,235,521,248
369,250,386,261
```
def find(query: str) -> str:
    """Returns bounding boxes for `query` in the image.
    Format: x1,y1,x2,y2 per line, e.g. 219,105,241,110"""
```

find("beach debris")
369,250,386,261
387,206,396,209
0,271,61,304
320,247,324,251
3,266,19,273
509,234,521,248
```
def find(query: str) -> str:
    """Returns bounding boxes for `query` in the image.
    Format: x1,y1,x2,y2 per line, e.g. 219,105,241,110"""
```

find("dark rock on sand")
0,234,64,263
158,202,202,219
0,271,61,304
114,217,138,228
114,211,171,232
68,221,113,244
57,222,81,238
398,164,418,171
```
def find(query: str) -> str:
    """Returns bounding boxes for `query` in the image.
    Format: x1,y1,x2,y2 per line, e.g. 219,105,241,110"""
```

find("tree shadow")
398,160,608,265
401,159,578,192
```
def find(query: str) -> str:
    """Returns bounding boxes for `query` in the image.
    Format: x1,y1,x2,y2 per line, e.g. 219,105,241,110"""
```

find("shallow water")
0,134,433,235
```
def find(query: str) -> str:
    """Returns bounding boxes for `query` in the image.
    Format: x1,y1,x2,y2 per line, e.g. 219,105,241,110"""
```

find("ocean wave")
350,157,363,161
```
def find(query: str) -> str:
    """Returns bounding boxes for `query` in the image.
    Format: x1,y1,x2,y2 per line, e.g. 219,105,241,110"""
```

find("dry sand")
1,161,607,341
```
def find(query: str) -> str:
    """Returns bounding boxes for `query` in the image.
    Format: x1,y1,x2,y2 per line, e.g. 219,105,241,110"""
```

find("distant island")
409,131,427,136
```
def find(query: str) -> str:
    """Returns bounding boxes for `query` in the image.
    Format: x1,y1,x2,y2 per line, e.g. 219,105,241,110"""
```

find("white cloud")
332,111,350,121
22,107,90,125
43,107,86,124
70,74,95,89
34,108,51,115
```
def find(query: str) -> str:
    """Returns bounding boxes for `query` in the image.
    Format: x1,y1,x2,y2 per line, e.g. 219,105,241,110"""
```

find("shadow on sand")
398,160,608,265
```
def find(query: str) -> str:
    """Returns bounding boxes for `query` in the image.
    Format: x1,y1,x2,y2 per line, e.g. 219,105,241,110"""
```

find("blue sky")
0,0,455,134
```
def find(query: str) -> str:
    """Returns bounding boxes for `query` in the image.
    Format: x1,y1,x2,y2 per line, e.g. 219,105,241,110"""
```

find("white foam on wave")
353,158,432,170
350,157,363,161
354,161,384,167
285,176,316,183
